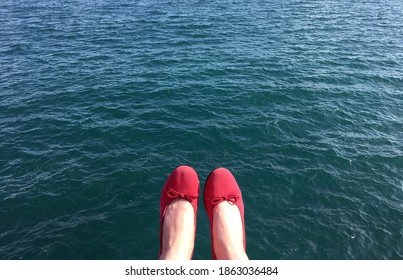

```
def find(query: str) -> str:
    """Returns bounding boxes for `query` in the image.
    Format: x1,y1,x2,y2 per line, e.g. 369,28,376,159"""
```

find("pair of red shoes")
159,166,246,259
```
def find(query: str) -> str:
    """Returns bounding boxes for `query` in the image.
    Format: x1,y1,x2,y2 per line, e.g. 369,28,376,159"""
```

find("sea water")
0,0,402,259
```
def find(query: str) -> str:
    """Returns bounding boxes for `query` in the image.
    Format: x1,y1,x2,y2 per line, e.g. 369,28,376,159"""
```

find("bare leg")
159,199,195,260
213,201,248,260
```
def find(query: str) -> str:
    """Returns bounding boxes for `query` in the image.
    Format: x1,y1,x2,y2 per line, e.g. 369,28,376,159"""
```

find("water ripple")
1,0,402,259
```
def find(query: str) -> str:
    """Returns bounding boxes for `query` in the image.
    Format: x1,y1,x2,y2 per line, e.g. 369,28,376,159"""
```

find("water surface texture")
1,0,402,259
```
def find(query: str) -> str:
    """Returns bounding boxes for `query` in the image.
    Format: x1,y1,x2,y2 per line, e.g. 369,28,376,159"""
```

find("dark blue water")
1,0,402,260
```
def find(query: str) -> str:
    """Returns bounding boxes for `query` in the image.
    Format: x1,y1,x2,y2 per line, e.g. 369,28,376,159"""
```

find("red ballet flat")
203,168,246,259
159,166,199,258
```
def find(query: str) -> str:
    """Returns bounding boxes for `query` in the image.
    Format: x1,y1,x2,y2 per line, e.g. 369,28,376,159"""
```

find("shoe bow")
209,195,238,205
166,187,199,202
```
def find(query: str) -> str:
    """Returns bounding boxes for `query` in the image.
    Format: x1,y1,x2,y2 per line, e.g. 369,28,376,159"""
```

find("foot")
159,166,199,259
204,168,248,260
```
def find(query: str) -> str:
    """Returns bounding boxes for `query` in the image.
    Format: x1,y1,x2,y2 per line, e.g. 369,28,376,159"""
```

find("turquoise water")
0,0,402,259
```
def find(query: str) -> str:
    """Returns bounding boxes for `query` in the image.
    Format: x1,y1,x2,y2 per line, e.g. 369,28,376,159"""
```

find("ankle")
160,199,195,259
212,202,247,260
